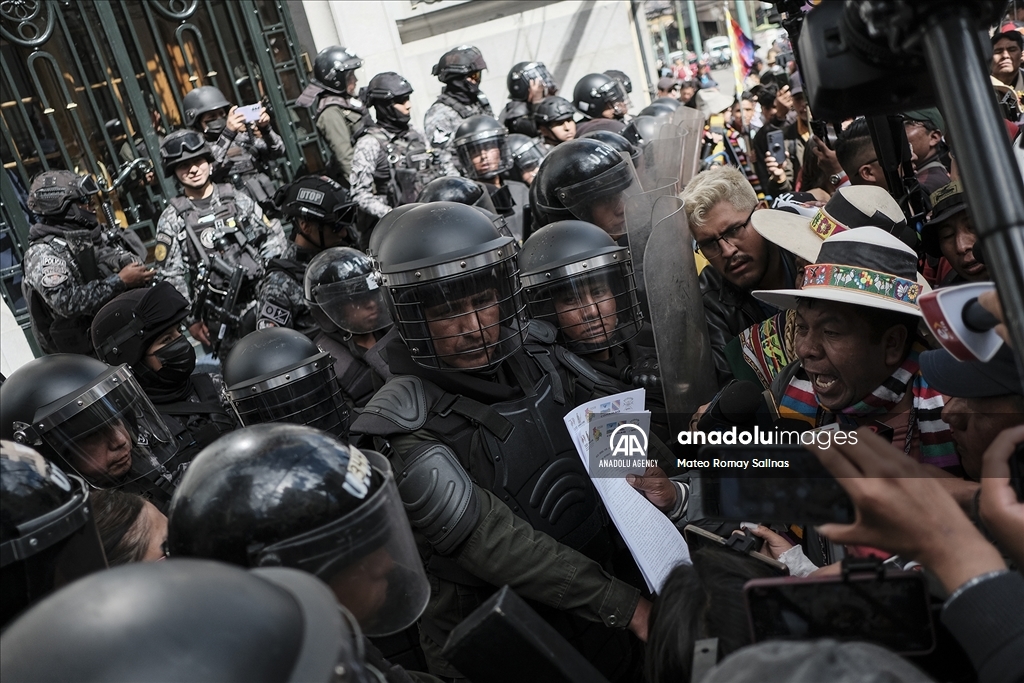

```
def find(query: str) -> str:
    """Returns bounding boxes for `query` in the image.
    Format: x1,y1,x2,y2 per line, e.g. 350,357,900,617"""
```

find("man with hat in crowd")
922,181,990,286
656,76,681,99
21,170,154,355
728,185,917,388
990,24,1024,121
254,175,358,336
755,227,956,469
902,108,952,193
681,165,798,384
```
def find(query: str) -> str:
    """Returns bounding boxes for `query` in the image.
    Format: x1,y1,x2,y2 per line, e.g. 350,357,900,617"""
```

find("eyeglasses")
695,208,755,258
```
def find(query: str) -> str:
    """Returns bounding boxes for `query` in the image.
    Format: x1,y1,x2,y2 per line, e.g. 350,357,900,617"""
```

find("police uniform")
154,183,287,354
255,242,320,336
423,95,492,176
317,95,371,184
209,123,286,209
350,127,446,220
23,223,135,355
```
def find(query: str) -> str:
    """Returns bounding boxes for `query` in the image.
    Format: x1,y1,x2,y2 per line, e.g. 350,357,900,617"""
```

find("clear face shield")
250,449,429,637
523,256,642,354
226,353,350,439
554,155,644,239
597,79,629,118
455,133,513,180
382,244,528,371
19,366,178,490
522,63,558,97
511,138,547,176
311,272,393,336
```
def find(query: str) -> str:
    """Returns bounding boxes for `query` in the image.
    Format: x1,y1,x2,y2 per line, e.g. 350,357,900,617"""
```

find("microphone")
962,297,999,332
920,283,1003,362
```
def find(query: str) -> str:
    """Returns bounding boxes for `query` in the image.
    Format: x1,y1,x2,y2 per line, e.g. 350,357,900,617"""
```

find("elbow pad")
397,443,480,555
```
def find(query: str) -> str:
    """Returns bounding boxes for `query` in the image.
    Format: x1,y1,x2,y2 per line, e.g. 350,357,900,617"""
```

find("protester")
902,108,952,193
921,181,991,285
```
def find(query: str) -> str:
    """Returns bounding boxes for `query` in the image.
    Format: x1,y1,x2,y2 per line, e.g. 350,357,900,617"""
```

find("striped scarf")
779,345,957,467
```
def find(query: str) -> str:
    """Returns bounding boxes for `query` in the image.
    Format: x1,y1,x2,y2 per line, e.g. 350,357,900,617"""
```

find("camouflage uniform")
316,95,370,184
209,124,286,209
255,242,320,337
423,93,492,175
22,223,135,355
154,184,287,354
350,127,450,219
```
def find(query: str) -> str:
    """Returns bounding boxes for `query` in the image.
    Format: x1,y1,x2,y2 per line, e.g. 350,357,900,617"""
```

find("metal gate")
1,0,326,332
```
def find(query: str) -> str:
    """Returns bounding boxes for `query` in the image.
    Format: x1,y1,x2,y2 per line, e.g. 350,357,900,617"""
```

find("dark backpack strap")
521,344,565,405
431,392,514,442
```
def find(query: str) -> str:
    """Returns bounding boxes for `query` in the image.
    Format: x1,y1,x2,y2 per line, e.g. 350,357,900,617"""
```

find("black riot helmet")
519,221,642,354
160,129,214,175
506,133,547,184
432,45,487,82
366,203,422,261
26,170,100,218
533,138,641,238
621,115,662,148
313,45,363,94
453,115,512,180
652,96,683,110
166,424,429,637
376,202,527,371
604,69,633,94
0,559,381,683
507,61,558,101
1,441,107,629
273,175,357,248
498,100,538,136
534,96,577,126
181,85,231,128
417,176,497,213
90,281,191,376
0,355,178,491
366,71,414,131
639,102,678,119
573,73,629,120
580,130,641,164
305,247,393,335
223,327,349,438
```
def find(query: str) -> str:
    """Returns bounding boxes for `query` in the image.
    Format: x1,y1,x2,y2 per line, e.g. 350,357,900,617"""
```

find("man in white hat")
755,227,956,468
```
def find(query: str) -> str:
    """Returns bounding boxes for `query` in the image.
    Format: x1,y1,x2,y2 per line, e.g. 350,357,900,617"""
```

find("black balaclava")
444,77,480,106
202,116,227,142
135,336,197,404
374,101,411,135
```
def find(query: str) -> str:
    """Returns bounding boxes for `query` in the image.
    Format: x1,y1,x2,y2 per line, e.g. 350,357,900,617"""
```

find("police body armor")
26,229,107,356
434,92,492,119
314,331,380,408
357,321,614,555
318,95,373,183
153,373,236,475
211,144,279,214
365,128,438,208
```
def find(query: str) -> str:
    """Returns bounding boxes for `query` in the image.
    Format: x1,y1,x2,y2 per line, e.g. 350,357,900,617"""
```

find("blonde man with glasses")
682,166,798,384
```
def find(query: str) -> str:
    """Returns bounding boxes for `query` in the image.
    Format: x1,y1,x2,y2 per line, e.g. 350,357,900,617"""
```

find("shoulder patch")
257,301,291,328
352,375,427,435
40,269,69,288
154,243,168,262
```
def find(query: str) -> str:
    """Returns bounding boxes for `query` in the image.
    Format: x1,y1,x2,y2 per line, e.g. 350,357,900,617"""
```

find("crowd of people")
1,10,1023,683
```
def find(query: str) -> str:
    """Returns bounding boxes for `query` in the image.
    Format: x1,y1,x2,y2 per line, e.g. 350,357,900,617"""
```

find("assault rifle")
191,255,245,359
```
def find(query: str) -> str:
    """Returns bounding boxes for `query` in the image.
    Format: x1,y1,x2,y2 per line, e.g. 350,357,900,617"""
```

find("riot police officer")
351,72,445,250
505,132,548,186
579,130,641,165
572,73,630,121
498,61,558,137
424,45,492,172
416,176,497,213
167,423,429,639
296,45,370,185
1,440,108,629
534,96,578,148
22,170,153,355
256,175,358,335
154,129,287,357
305,247,394,407
222,326,350,438
0,559,403,683
532,138,642,240
452,115,530,241
350,202,650,681
0,354,187,512
181,84,285,212
89,281,238,463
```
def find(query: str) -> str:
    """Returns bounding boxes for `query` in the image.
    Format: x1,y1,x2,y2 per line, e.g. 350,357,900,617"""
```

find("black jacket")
699,246,796,386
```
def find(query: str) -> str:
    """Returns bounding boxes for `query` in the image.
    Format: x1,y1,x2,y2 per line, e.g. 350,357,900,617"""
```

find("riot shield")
634,124,684,194
672,106,706,188
644,203,718,435
628,194,683,309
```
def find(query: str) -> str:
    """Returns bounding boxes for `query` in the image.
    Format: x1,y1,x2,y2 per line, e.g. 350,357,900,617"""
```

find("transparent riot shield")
643,204,718,435
672,106,706,189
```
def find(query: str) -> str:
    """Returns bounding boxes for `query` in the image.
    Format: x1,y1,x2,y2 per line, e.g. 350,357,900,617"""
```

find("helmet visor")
37,367,178,490
386,257,527,371
253,449,429,637
523,63,558,97
554,155,643,239
456,136,512,180
511,138,547,173
525,260,642,354
312,274,393,335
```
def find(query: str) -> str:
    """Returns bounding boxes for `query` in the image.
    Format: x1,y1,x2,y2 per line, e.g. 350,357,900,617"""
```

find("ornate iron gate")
1,0,325,332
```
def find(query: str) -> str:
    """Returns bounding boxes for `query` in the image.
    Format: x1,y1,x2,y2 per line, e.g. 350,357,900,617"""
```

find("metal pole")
630,0,656,101
658,22,670,64
675,1,687,52
734,1,751,37
923,13,1024,360
687,0,703,57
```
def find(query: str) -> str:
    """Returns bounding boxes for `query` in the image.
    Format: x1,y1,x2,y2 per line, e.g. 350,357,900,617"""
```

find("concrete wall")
299,0,656,129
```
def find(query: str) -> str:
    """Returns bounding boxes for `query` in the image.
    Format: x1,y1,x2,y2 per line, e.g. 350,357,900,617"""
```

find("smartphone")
683,525,788,576
767,130,786,166
745,571,936,655
236,102,262,123
691,445,855,525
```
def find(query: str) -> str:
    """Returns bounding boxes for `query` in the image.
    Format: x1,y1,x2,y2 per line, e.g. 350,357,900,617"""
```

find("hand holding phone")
767,129,786,166
235,103,263,124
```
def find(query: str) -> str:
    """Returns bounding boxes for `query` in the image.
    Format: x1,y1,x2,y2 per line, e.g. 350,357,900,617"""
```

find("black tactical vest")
364,128,438,207
25,232,102,355
314,331,380,408
435,93,493,119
